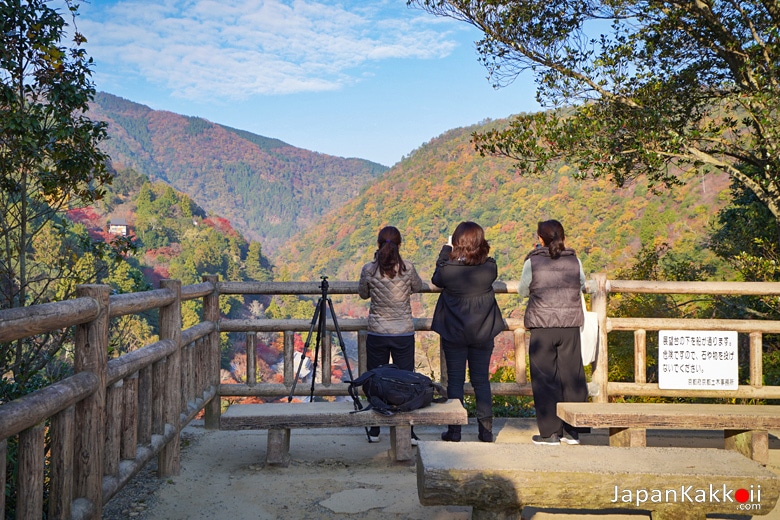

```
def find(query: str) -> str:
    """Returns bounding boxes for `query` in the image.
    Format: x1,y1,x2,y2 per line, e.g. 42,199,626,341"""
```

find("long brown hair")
538,219,566,259
449,221,490,266
374,226,407,278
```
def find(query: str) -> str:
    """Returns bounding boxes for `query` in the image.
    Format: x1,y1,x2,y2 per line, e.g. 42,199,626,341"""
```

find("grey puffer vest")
523,248,583,329
358,260,422,335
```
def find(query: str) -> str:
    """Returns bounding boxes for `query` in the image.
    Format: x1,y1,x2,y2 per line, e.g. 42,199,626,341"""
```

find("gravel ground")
100,420,780,520
101,431,199,519
101,460,160,519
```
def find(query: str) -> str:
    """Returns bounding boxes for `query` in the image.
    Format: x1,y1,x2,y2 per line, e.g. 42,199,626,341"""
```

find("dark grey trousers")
529,327,588,437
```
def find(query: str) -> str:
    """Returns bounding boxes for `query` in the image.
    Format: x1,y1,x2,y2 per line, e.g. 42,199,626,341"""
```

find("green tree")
607,243,716,386
1,0,110,388
707,183,780,385
409,1,780,240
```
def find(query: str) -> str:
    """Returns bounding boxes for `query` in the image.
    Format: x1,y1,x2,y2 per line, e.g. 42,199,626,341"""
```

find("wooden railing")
0,276,221,520
2,274,780,519
601,277,780,400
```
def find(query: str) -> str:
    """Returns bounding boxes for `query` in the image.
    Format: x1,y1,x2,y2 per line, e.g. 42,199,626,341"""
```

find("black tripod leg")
309,296,327,401
288,297,322,402
326,298,371,442
326,297,357,383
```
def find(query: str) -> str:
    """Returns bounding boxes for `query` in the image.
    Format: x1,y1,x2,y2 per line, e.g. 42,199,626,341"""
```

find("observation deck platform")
103,417,780,520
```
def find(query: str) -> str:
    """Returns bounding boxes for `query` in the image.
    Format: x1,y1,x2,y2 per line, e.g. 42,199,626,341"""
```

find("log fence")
1,274,780,518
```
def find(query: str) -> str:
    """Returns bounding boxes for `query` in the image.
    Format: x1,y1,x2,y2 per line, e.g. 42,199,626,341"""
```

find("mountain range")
89,92,732,287
275,121,731,285
89,92,388,252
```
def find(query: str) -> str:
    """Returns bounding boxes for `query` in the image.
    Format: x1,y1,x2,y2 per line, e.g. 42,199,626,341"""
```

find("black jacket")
430,245,505,345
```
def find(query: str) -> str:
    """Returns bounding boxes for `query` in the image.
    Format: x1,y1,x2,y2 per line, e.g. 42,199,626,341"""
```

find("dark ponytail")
538,220,566,260
374,226,407,279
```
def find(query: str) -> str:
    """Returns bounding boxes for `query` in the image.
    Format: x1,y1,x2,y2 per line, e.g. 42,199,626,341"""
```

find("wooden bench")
220,399,467,466
416,442,780,520
557,402,780,465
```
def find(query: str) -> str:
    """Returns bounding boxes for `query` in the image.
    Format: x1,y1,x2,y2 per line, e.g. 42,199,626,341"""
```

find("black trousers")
441,338,495,420
366,334,415,435
365,334,415,372
528,327,588,437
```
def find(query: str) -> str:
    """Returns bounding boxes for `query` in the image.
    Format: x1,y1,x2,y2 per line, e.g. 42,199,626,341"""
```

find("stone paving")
103,417,780,520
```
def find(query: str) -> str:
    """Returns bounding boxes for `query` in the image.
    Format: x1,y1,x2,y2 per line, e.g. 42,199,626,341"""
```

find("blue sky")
76,0,542,167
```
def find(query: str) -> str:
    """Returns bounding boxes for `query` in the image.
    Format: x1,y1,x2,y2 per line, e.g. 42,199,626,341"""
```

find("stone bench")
220,399,467,466
416,442,780,520
557,402,780,465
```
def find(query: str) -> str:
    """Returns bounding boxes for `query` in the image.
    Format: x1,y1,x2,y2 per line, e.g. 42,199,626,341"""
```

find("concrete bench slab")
220,399,467,465
557,402,780,464
417,442,780,520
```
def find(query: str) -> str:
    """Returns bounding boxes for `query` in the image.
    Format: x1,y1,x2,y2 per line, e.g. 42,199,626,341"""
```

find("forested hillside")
276,119,732,286
74,166,273,335
88,93,388,252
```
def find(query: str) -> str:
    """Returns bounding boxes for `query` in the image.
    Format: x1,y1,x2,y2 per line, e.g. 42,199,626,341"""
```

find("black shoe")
411,431,420,446
478,418,493,443
531,434,561,445
367,426,380,443
441,425,461,442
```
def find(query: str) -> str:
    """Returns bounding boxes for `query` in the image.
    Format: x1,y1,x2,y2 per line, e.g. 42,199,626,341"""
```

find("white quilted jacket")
358,260,422,335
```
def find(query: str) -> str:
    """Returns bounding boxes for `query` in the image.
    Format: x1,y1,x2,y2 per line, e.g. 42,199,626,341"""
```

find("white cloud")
79,0,458,100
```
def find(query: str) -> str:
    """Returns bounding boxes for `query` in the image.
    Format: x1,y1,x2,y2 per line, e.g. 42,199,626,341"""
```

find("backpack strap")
432,382,448,404
347,374,369,413
367,396,395,416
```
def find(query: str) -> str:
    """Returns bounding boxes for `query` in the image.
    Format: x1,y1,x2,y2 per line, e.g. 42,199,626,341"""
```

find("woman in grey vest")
359,226,423,443
519,219,588,445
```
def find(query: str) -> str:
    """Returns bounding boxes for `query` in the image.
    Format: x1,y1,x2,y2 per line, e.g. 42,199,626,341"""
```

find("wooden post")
514,328,527,384
189,340,197,406
17,424,45,520
358,330,367,375
159,279,182,477
104,380,123,477
634,329,647,383
49,405,75,519
196,337,205,399
284,330,295,384
182,340,193,411
137,365,152,445
122,373,138,460
202,275,221,430
246,332,257,386
0,438,5,516
321,327,332,385
591,274,609,403
750,332,763,386
74,284,110,518
152,359,166,436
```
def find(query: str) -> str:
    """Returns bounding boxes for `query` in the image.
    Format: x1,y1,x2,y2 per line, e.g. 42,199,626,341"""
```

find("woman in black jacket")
431,221,504,442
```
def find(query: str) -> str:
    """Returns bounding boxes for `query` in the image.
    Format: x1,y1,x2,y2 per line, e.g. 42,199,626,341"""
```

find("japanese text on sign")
658,330,738,390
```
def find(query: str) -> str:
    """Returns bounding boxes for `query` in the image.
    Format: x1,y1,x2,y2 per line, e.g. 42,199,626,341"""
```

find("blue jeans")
441,338,495,420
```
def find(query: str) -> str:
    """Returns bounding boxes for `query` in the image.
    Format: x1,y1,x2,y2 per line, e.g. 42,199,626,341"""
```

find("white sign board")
658,330,738,390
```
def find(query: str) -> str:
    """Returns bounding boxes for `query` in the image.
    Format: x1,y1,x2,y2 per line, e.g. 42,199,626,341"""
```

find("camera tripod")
288,276,360,406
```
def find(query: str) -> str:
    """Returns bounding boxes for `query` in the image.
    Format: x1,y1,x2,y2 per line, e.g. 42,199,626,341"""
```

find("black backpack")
347,364,448,416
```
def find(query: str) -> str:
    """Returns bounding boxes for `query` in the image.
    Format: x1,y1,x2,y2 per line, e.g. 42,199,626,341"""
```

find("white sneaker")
560,432,580,445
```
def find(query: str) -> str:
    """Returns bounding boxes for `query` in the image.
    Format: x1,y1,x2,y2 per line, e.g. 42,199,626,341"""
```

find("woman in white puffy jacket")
358,226,423,442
